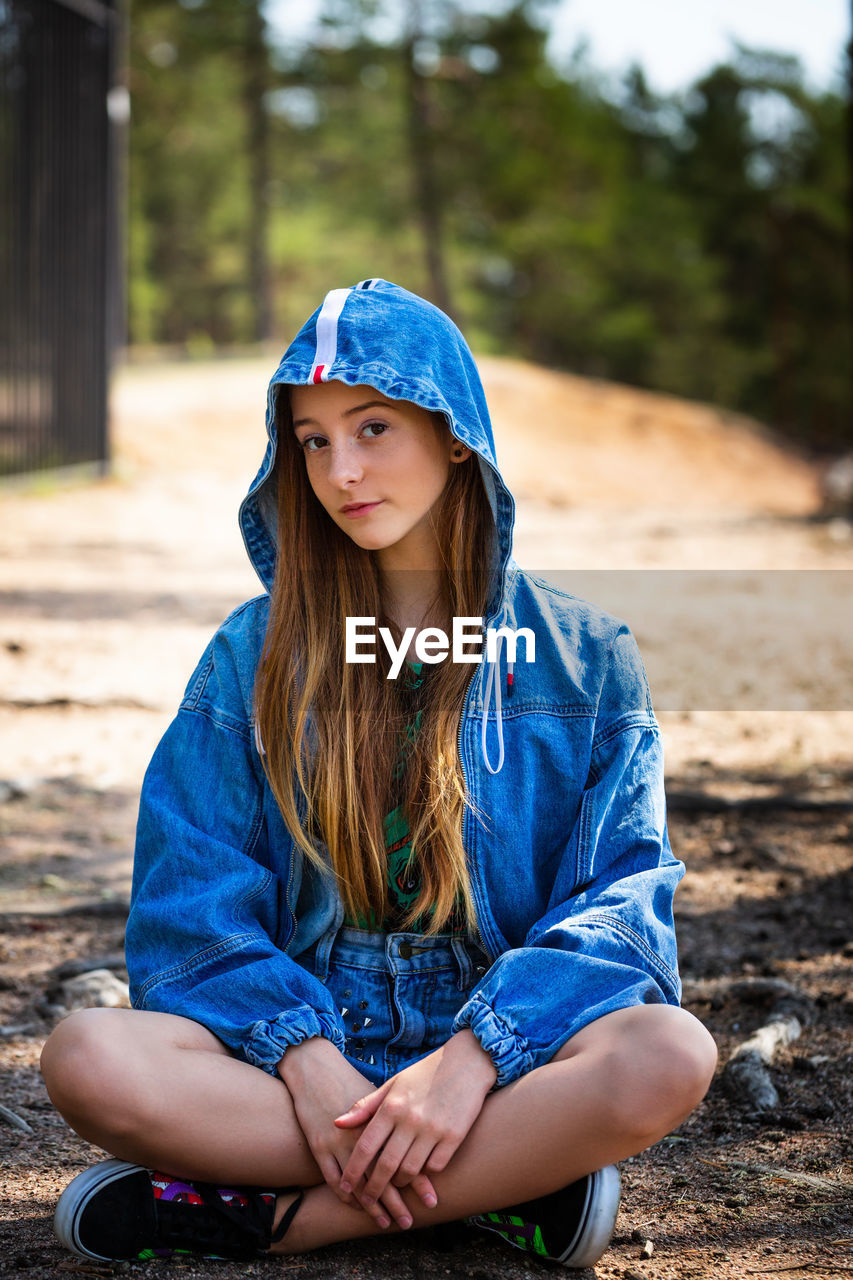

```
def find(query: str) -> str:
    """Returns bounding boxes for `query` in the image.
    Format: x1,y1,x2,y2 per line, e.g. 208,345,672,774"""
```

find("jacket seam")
183,653,214,707
577,785,594,886
469,702,597,721
232,866,272,918
135,933,259,1006
182,597,266,709
240,785,266,867
583,718,658,788
175,703,253,744
523,572,620,611
591,714,658,754
572,914,681,998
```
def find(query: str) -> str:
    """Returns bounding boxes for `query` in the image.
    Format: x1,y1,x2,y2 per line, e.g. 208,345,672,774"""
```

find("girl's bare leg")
40,1002,717,1254
40,1007,326,1187
275,1003,717,1253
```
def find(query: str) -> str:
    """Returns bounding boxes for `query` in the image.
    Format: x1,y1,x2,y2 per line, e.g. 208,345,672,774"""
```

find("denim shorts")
312,926,491,1088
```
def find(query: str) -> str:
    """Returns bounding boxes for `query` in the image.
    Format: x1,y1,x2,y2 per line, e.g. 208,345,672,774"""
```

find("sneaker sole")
54,1158,144,1261
559,1164,622,1268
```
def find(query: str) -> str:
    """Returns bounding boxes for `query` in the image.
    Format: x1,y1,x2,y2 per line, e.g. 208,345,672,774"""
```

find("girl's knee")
558,1003,717,1143
616,1005,717,1136
40,1008,142,1122
644,1005,717,1106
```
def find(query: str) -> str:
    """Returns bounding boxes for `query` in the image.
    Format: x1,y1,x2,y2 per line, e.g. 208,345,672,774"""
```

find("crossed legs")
40,1003,717,1254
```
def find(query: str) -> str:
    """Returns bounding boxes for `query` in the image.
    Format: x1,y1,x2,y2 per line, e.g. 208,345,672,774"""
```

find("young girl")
41,279,717,1268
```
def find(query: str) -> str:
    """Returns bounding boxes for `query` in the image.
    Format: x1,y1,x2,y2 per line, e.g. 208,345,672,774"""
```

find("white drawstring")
480,630,505,775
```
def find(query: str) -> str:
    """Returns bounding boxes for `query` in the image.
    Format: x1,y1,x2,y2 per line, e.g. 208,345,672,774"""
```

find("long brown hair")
253,387,497,934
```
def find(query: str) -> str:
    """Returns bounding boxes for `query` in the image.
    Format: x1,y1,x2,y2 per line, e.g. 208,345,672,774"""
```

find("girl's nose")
326,442,364,488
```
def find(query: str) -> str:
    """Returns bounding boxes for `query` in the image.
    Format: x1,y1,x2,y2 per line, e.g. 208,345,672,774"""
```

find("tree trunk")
403,0,453,318
244,0,272,344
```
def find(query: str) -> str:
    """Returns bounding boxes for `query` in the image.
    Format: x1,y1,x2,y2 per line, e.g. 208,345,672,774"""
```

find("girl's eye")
297,421,386,452
299,435,326,453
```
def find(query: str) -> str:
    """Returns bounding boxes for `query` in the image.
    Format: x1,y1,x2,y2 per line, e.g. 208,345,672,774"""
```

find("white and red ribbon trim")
308,279,381,384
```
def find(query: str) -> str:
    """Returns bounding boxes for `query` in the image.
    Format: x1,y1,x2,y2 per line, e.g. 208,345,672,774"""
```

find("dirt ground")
1,355,851,1279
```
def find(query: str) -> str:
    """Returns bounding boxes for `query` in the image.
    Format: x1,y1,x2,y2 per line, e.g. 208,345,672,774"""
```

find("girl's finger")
360,1130,416,1206
357,1193,393,1231
409,1171,438,1208
389,1134,437,1189
317,1153,353,1205
339,1114,393,1192
424,1136,460,1175
334,1080,392,1128
377,1183,416,1231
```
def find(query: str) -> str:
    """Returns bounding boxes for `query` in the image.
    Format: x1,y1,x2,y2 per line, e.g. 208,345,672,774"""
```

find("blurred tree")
243,0,272,341
128,0,270,346
403,0,452,315
125,0,851,448
675,49,851,447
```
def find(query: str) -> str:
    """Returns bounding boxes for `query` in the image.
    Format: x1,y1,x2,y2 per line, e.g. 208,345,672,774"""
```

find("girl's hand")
334,1030,497,1214
277,1037,436,1230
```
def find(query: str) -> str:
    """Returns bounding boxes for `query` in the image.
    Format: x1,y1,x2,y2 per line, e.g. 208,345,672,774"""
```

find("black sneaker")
467,1165,621,1268
53,1158,303,1262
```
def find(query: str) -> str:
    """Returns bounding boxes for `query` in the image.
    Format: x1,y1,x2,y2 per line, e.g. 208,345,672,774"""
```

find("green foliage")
126,0,852,450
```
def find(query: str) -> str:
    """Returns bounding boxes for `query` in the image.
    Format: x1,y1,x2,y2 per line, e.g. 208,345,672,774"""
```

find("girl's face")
290,381,471,572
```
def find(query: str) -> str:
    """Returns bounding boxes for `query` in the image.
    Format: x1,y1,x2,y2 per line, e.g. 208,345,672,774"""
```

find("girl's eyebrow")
292,399,396,430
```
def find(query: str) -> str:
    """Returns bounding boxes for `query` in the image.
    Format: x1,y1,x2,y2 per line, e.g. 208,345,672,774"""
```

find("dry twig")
723,1012,803,1111
0,1099,34,1134
698,1156,849,1192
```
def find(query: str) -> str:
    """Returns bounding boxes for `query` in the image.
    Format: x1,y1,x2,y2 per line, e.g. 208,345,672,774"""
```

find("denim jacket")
127,280,683,1088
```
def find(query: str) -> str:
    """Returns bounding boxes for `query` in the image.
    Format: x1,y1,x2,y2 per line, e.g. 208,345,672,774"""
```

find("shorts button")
398,942,413,959
358,1000,369,1010
342,989,352,999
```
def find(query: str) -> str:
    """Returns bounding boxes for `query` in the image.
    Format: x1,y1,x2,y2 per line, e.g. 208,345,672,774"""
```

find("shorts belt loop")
450,936,473,991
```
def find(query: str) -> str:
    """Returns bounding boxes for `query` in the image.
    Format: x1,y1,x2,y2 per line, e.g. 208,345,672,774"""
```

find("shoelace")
154,1182,277,1258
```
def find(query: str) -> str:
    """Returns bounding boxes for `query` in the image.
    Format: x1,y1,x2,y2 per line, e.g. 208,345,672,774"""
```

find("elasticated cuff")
451,992,534,1087
244,1007,347,1075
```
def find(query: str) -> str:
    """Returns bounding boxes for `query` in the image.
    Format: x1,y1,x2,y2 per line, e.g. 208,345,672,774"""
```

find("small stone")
37,1000,68,1021
630,1229,647,1244
39,873,72,891
640,1240,655,1259
53,953,127,981
0,778,30,803
61,969,130,1011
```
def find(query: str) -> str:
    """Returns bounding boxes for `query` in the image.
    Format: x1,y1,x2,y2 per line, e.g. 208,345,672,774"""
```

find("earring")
453,448,464,458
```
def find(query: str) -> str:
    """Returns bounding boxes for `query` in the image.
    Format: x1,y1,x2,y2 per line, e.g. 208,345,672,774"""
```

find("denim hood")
239,278,518,773
239,278,514,613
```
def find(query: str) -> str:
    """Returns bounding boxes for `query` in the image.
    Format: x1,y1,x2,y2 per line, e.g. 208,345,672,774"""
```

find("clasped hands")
279,1030,497,1231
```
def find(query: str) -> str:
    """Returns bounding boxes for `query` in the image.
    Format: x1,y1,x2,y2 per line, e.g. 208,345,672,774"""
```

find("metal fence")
0,0,123,478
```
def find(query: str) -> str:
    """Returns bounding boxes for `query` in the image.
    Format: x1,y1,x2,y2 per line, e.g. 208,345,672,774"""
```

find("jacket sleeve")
451,627,683,1087
125,616,346,1075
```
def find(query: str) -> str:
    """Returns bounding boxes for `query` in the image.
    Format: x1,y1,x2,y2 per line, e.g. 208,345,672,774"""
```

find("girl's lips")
340,500,383,518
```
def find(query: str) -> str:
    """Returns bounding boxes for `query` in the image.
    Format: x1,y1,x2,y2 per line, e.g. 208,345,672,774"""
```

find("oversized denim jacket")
127,280,684,1088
